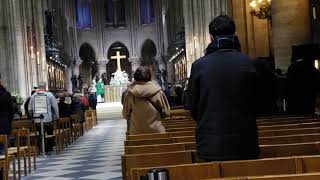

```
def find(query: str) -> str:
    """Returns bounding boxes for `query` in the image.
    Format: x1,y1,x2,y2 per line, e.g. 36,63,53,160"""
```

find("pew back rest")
122,151,193,180
131,155,320,180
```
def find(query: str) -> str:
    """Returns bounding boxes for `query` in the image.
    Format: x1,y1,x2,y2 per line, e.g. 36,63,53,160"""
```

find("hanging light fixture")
250,0,272,20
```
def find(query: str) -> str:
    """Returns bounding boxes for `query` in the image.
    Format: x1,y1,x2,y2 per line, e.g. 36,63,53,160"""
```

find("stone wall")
231,0,270,59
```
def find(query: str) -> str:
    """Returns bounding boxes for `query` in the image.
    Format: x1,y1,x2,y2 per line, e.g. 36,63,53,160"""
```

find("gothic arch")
106,42,132,84
79,43,97,88
140,39,157,66
79,42,97,63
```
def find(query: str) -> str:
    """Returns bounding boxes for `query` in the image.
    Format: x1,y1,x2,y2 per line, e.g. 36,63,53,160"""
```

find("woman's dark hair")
60,96,65,102
134,66,152,82
209,15,236,37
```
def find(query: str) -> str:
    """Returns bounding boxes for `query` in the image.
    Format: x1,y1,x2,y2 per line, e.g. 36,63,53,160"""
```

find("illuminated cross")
111,51,127,72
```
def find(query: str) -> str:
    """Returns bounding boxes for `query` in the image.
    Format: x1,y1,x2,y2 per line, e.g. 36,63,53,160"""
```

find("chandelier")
250,0,272,20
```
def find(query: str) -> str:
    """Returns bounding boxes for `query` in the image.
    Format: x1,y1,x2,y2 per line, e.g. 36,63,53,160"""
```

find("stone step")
96,102,123,120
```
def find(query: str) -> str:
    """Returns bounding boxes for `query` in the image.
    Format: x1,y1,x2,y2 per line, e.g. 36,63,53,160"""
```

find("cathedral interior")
1,0,319,99
1,0,320,179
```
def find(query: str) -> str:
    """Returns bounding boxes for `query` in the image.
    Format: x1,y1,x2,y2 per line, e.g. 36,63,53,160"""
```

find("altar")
103,50,130,103
104,85,126,103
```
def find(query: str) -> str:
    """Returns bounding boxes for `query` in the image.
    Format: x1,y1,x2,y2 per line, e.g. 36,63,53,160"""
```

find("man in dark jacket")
188,15,259,161
0,79,13,179
0,82,13,136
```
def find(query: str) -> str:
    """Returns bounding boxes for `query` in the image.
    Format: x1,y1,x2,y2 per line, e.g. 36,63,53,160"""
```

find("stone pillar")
166,61,174,84
65,68,73,93
97,59,109,77
272,0,311,71
129,58,141,73
12,0,28,99
73,58,83,77
183,0,229,77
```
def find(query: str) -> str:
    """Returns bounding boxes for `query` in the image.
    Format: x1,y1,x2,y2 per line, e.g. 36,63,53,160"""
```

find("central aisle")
23,119,127,180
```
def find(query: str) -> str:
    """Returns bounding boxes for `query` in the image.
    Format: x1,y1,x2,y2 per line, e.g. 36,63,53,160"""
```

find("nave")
22,120,126,180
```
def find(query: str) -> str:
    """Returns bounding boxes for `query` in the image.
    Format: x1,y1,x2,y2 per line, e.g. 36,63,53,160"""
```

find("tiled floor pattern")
22,119,127,180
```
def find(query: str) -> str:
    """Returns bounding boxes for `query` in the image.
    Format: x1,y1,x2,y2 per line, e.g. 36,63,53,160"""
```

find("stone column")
183,0,229,77
12,0,28,99
65,68,73,93
97,59,109,77
129,58,141,73
73,58,83,76
272,0,311,71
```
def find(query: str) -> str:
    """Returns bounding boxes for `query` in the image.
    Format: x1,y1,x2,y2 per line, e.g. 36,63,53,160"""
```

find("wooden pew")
164,122,320,133
259,127,320,137
258,122,320,131
208,173,320,180
125,133,320,146
130,155,320,180
122,151,193,180
124,141,320,156
126,127,320,141
123,142,320,180
162,116,311,125
163,118,318,129
124,115,320,180
162,121,320,132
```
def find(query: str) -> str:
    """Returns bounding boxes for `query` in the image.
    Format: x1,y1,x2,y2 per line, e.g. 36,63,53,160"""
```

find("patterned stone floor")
22,119,127,180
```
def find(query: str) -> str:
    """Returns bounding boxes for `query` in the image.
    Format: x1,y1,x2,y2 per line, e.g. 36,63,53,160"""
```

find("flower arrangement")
11,92,24,105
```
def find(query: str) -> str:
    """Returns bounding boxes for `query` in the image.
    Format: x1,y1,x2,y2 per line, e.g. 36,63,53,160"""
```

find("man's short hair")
134,66,152,82
209,15,236,37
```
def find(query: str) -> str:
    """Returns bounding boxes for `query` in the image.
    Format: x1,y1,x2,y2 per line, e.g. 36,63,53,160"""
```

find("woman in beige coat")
122,66,170,135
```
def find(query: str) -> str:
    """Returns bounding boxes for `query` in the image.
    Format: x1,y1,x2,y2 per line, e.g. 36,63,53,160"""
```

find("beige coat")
122,81,170,135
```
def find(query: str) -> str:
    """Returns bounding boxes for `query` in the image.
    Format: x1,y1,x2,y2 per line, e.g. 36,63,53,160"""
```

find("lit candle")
36,51,40,65
30,46,35,59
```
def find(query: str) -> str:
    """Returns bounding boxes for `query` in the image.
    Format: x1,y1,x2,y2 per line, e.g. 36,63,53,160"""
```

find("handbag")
146,97,166,119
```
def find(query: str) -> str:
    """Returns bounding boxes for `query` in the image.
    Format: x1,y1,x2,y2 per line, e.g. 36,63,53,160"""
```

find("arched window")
139,0,155,25
76,0,92,29
105,0,126,28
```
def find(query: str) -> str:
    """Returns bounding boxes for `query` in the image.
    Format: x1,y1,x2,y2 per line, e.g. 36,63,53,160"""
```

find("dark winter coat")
71,96,85,123
58,101,72,118
88,94,97,109
188,35,259,161
0,85,13,135
287,60,320,114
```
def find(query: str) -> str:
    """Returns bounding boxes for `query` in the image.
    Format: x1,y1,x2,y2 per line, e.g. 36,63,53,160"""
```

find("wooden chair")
9,129,32,179
0,135,9,180
71,114,83,140
84,110,93,131
57,117,72,150
34,121,60,154
11,120,37,172
92,109,97,126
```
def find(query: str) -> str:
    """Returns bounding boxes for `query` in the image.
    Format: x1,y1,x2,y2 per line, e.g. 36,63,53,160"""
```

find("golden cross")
111,51,127,72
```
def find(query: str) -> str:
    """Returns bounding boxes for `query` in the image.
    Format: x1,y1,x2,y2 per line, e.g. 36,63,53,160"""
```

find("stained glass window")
105,0,126,27
76,0,92,29
139,0,155,25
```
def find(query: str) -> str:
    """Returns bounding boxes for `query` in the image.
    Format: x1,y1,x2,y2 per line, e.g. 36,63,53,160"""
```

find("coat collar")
205,35,241,56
